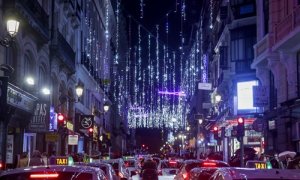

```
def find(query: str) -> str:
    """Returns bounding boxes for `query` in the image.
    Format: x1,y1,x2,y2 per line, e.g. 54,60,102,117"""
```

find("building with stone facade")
0,0,126,168
252,0,300,152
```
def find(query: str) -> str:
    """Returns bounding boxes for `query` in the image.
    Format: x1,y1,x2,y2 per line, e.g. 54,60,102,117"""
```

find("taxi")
101,158,130,180
0,165,107,180
210,167,300,180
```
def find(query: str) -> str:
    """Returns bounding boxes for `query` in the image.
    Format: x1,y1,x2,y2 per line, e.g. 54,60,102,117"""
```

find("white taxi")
0,165,107,180
210,167,300,180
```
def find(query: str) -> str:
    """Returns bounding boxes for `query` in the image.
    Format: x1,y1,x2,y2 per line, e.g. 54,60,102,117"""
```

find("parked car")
210,167,300,180
0,165,107,180
102,158,130,180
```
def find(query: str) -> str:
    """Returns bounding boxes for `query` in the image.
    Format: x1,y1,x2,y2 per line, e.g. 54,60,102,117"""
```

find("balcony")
81,52,100,82
252,34,273,68
273,6,300,50
5,0,49,42
51,30,75,73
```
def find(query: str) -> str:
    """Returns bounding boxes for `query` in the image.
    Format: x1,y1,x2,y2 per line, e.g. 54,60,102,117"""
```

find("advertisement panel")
237,80,258,111
28,102,50,132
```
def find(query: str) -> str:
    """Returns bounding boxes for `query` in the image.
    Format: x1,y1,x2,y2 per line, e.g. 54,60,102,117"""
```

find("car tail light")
182,173,188,179
30,173,59,178
0,162,2,169
118,172,124,178
169,161,177,164
158,169,162,175
203,162,217,167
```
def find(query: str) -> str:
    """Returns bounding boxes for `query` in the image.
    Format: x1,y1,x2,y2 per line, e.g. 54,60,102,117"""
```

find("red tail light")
30,173,59,178
203,162,217,167
182,173,188,179
169,161,177,164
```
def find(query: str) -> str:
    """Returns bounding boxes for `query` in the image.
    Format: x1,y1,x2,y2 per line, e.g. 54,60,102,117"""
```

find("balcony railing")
254,34,274,59
274,6,300,44
81,52,100,82
10,0,50,41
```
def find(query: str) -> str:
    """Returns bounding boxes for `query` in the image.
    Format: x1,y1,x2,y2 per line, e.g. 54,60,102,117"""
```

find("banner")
253,86,268,107
28,102,50,132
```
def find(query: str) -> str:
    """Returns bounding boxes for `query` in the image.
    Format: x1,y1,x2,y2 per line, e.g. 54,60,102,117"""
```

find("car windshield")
0,172,93,180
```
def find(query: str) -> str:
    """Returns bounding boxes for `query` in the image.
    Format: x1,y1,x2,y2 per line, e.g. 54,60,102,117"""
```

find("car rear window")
0,172,93,180
186,162,200,172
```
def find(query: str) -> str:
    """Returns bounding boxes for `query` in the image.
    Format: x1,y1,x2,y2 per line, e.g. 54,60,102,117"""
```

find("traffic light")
88,127,93,138
212,126,218,139
57,113,65,127
237,117,245,137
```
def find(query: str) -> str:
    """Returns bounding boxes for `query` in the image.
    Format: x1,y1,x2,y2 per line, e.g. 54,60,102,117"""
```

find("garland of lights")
119,1,200,130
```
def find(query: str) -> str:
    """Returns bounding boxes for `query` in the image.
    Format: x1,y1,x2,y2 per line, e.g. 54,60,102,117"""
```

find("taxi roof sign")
54,156,69,165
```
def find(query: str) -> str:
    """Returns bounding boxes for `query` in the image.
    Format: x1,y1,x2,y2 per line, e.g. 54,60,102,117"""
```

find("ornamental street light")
0,18,20,170
0,19,19,47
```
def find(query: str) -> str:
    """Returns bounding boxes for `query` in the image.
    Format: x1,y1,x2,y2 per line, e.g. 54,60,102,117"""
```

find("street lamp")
215,94,221,103
0,19,19,47
103,102,110,112
0,18,19,170
75,84,83,99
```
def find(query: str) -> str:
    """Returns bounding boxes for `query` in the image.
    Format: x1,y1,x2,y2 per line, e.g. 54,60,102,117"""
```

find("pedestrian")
29,150,44,166
17,152,29,168
49,151,56,165
41,152,49,165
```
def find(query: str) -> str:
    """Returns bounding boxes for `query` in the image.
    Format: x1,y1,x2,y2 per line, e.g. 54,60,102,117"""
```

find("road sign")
253,86,268,107
198,83,212,90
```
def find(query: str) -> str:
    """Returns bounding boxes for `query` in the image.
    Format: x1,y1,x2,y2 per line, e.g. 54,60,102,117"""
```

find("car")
124,158,138,177
189,160,230,180
174,159,201,180
160,159,183,177
210,167,300,180
101,158,131,180
76,162,119,180
0,165,107,180
174,159,229,180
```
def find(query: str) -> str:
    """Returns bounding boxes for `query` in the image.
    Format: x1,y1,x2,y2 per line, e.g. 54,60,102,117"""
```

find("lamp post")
102,102,110,157
0,18,19,169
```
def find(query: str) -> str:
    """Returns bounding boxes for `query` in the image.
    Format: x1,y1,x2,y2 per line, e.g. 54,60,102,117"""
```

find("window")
38,65,46,89
24,54,34,78
263,0,269,35
270,71,277,109
298,52,300,97
230,25,256,73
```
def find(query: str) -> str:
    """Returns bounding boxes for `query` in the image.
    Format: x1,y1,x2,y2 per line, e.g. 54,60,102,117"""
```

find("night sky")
121,0,202,50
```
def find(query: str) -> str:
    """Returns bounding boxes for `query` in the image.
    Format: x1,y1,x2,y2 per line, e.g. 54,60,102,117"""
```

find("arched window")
24,54,34,80
38,64,47,89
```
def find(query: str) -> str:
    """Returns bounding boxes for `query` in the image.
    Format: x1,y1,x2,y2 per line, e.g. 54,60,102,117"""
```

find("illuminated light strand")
140,0,144,19
158,91,186,97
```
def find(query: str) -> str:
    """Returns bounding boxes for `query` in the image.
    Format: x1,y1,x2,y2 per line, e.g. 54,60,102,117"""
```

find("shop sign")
0,77,8,107
49,107,58,131
66,121,74,131
68,135,78,145
7,83,37,113
45,133,59,142
253,86,268,107
198,82,212,90
79,115,94,131
29,102,50,132
6,135,13,164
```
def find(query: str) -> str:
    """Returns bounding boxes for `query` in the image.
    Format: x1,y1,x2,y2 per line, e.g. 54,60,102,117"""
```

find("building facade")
0,0,126,168
252,0,300,152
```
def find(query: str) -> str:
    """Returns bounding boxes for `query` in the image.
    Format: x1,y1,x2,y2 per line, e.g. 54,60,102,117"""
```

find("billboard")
237,80,258,110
